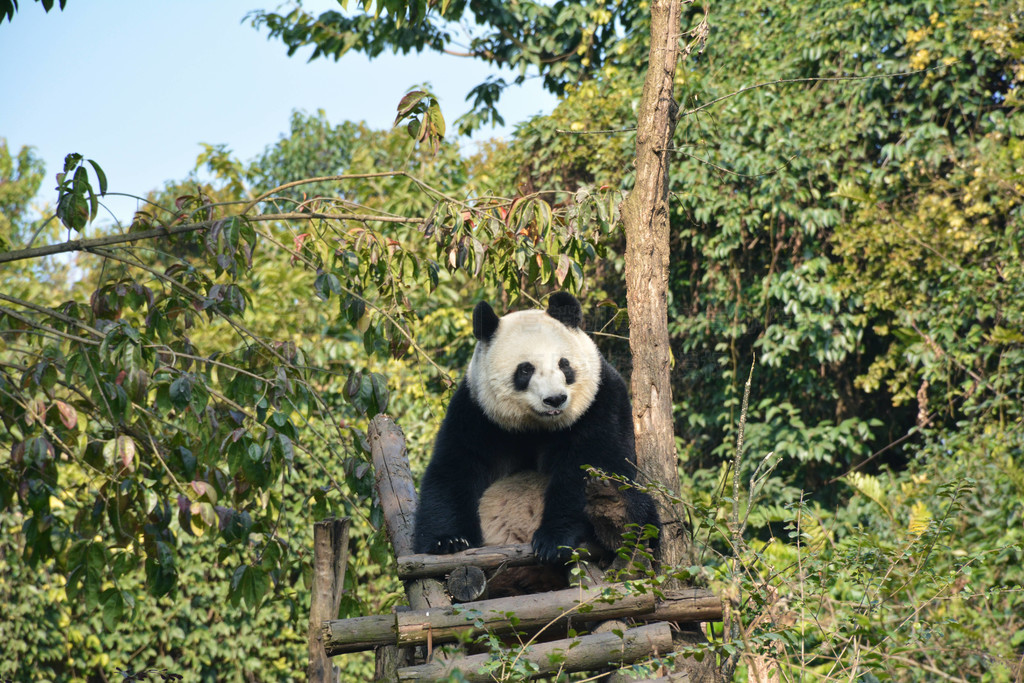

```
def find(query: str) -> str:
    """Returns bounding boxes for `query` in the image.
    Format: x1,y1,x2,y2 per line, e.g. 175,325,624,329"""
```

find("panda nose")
543,394,567,408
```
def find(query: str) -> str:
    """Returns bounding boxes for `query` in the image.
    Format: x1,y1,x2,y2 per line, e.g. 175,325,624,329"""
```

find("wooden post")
368,414,450,608
369,415,417,557
308,517,351,683
367,414,451,680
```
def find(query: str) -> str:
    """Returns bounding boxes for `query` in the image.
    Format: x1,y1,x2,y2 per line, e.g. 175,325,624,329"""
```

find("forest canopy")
1,0,1022,680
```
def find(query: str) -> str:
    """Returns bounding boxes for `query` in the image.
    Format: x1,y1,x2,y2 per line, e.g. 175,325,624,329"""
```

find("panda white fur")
413,292,660,573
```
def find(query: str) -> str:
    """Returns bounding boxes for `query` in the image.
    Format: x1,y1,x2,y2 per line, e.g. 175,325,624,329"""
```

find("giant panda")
413,292,660,589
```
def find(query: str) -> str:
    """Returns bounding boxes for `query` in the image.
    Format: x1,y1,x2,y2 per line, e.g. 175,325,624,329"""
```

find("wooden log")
644,587,722,623
322,587,720,655
366,414,450,612
323,614,397,656
366,414,451,679
308,518,351,682
394,584,656,647
446,565,488,603
369,415,417,557
605,674,690,683
397,623,674,682
397,543,536,580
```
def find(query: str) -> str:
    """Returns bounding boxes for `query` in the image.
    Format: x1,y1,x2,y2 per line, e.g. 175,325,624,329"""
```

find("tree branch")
0,212,424,266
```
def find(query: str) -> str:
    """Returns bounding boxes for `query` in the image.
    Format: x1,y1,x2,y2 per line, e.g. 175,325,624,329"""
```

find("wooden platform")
308,415,722,682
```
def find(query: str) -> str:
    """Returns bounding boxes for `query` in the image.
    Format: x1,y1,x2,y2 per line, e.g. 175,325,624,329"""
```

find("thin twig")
677,64,954,119
555,64,953,136
0,292,104,338
0,304,99,345
0,211,422,266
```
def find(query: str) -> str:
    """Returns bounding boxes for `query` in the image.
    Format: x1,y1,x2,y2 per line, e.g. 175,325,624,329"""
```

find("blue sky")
0,0,557,226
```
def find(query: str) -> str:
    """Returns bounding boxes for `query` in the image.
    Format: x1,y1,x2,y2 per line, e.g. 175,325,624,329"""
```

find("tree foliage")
0,139,46,250
2,0,1024,680
0,0,66,24
0,108,625,679
248,0,652,132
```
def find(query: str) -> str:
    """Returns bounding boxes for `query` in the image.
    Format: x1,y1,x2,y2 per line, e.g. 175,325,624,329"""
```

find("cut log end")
446,565,488,602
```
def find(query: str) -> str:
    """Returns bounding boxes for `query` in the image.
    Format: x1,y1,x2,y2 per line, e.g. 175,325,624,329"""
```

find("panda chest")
485,432,569,480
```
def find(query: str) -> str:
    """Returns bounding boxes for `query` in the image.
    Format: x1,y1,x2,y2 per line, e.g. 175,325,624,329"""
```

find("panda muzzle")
541,394,567,412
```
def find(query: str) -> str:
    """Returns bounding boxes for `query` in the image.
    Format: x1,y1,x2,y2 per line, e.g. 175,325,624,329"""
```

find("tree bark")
397,543,535,580
308,517,351,683
396,623,674,682
321,587,721,654
367,414,450,679
620,0,688,573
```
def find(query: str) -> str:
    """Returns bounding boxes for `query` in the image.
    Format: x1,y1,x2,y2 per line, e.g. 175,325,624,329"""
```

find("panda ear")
547,292,583,329
473,301,500,342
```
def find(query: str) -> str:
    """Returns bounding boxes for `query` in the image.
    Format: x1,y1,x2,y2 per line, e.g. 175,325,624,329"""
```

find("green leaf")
100,588,125,630
369,372,389,414
395,90,428,121
169,375,192,409
87,158,108,195
428,101,445,138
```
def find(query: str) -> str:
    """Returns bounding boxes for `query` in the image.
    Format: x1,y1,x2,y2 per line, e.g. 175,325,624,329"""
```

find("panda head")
467,292,602,432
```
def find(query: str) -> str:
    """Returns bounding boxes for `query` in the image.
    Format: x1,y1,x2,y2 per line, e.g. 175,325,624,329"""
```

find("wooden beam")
323,586,721,655
397,623,674,681
646,588,723,624
395,584,655,647
323,614,397,656
397,543,536,580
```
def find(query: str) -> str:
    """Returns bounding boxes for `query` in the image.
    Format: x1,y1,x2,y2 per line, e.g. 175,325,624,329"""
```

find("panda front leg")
532,468,592,564
413,458,488,555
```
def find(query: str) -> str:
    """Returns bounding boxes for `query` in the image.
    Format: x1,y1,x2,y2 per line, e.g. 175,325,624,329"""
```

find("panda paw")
430,536,471,555
531,527,584,565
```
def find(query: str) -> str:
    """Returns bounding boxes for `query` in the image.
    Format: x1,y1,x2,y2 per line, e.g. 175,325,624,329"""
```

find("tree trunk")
620,0,688,572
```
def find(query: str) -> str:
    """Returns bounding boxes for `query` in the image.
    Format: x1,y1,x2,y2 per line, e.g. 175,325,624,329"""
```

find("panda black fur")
413,292,660,569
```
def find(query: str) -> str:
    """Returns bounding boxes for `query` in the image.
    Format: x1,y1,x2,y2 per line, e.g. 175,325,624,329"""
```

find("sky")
0,0,557,226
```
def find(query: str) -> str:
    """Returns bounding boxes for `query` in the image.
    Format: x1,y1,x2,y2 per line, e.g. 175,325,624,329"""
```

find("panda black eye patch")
513,362,535,391
559,358,576,385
